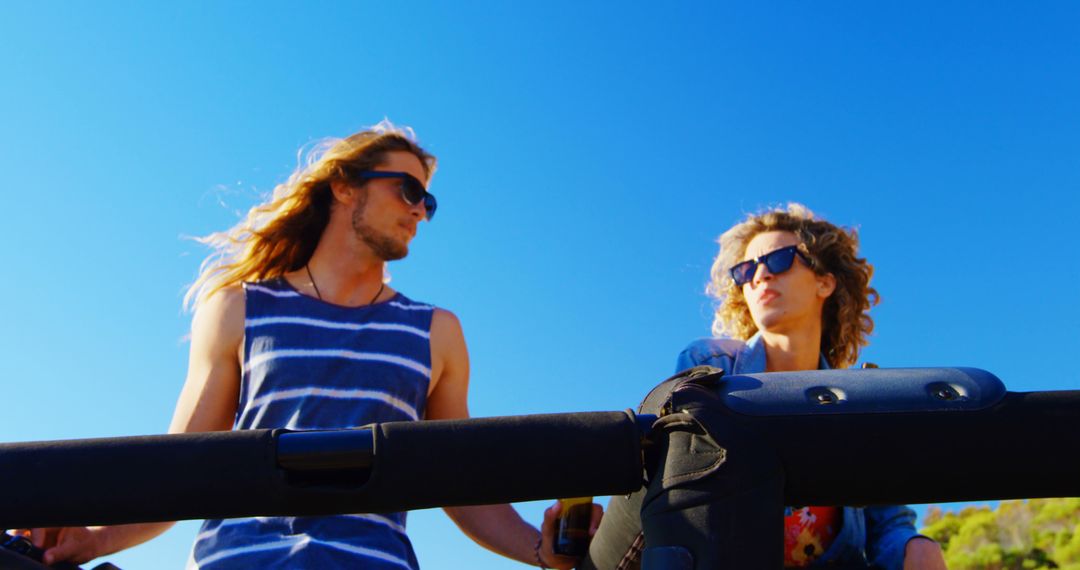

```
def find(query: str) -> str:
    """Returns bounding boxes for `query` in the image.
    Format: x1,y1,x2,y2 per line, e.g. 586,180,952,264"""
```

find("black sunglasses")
729,245,811,286
355,170,437,221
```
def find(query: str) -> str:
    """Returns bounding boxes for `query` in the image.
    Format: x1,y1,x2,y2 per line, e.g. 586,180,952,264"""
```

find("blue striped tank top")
189,277,433,569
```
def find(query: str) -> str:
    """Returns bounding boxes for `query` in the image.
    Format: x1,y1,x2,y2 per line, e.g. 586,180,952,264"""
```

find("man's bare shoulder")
193,285,246,341
431,307,461,330
426,307,470,418
430,308,467,363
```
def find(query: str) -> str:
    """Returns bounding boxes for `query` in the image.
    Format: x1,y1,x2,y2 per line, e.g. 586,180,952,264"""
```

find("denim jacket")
675,335,926,570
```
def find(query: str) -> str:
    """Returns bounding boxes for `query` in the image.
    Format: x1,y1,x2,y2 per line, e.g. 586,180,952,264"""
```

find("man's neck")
304,247,385,306
759,327,823,372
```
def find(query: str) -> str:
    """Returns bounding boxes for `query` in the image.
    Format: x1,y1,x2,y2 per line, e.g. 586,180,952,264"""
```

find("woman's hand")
902,537,947,570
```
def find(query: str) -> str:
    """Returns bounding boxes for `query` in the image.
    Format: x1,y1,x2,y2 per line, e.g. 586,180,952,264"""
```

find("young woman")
584,204,946,570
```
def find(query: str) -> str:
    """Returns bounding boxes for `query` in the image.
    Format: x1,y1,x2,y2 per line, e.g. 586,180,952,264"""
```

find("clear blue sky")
2,2,1078,568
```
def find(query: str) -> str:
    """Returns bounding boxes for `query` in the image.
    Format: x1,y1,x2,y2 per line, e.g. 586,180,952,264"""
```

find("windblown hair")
184,120,436,311
707,203,879,369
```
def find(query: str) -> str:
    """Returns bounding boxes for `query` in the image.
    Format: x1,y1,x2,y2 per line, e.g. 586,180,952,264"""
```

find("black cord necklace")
305,264,385,306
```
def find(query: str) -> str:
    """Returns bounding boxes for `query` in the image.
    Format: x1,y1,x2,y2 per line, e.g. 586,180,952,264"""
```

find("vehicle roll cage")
1,367,1078,569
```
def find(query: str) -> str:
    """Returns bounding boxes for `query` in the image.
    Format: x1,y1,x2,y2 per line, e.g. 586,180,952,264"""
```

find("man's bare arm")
427,309,590,569
168,285,245,434
33,286,245,564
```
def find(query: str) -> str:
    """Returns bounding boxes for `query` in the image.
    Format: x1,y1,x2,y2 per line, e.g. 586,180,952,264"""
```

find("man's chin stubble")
352,199,408,261
359,228,408,261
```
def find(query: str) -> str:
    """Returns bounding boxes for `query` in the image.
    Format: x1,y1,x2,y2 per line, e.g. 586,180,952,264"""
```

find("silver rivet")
929,382,961,401
808,387,840,405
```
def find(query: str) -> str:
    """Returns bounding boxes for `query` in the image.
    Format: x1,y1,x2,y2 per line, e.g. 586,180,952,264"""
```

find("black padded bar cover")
769,390,1080,505
644,368,1080,506
272,411,643,515
0,429,278,528
2,412,642,527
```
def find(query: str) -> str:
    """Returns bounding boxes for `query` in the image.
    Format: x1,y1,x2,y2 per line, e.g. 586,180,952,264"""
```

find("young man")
31,122,581,569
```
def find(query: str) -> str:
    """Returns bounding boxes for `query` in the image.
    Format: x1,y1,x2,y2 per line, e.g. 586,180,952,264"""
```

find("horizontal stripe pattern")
246,316,431,339
343,513,409,535
193,535,414,569
245,284,301,298
192,278,431,569
388,300,435,311
246,385,420,420
244,348,432,377
196,514,408,544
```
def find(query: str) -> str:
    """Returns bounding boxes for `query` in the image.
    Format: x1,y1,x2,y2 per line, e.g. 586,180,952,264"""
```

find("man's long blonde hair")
184,121,436,311
707,203,879,369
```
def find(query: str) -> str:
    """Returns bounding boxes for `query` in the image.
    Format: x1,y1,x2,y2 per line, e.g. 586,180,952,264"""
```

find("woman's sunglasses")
355,170,438,221
729,245,811,286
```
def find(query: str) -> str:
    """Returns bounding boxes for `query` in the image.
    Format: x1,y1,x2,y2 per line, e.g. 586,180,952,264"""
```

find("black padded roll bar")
0,411,644,529
677,367,1080,505
2,367,1079,570
614,366,1080,570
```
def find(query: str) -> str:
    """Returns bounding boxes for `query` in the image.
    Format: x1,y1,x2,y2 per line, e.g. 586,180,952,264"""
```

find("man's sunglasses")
355,170,437,221
729,245,811,287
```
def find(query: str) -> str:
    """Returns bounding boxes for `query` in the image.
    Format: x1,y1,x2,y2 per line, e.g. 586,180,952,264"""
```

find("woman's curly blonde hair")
707,203,879,369
184,120,436,311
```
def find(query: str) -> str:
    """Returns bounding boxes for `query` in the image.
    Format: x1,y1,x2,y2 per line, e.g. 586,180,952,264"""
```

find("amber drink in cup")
554,496,592,556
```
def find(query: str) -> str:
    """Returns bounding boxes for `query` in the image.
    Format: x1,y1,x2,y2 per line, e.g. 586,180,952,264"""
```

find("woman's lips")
757,289,780,306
